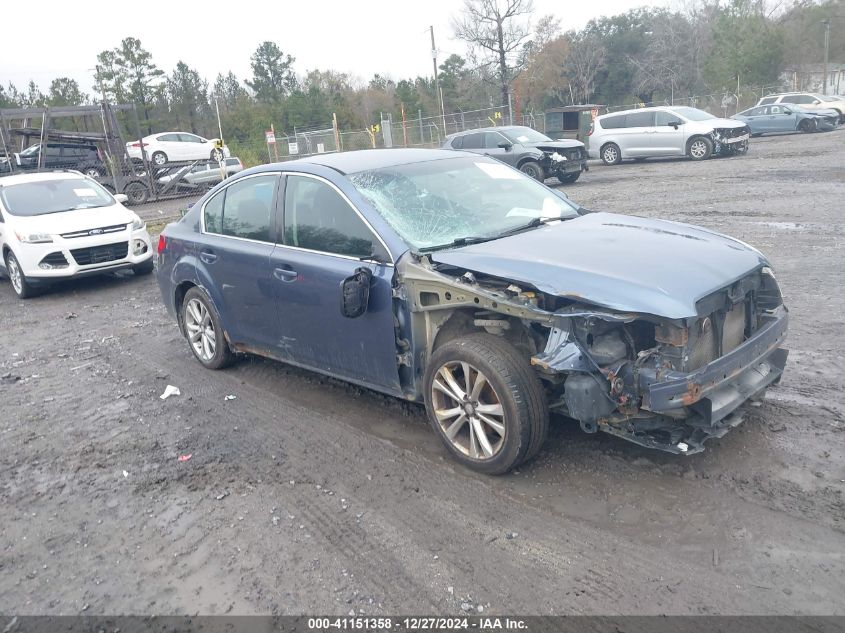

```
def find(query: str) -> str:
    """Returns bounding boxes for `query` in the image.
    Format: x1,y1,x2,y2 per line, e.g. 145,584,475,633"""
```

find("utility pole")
430,26,447,133
822,19,831,95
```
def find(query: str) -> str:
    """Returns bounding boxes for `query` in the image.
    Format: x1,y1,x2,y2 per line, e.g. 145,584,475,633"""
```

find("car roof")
598,106,678,117
446,125,534,138
277,148,466,175
0,171,88,187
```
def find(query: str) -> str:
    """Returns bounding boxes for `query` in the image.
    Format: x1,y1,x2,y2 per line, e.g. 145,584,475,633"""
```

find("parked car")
443,125,588,183
0,142,106,177
156,149,788,474
0,172,154,298
126,132,230,166
756,93,845,122
733,103,839,135
589,106,751,165
157,157,244,190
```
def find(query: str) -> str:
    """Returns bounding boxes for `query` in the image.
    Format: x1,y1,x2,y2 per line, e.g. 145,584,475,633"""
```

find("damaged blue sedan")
156,149,788,474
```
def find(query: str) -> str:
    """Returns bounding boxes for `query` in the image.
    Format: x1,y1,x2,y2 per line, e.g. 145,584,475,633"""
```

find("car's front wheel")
798,118,817,133
424,334,549,475
517,160,544,181
181,287,233,369
133,259,154,276
687,136,713,160
4,251,36,299
556,171,581,184
151,151,168,166
600,143,621,165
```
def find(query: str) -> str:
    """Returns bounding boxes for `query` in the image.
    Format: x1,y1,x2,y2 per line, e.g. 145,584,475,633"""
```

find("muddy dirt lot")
1,130,843,616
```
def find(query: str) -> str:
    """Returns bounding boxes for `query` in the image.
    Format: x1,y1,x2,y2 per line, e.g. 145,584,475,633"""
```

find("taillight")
587,122,594,136
130,142,148,148
157,235,166,254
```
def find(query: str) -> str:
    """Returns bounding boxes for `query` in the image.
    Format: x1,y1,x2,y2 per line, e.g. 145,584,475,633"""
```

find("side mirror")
668,121,681,128
114,193,129,204
497,142,513,150
341,267,373,318
783,108,792,115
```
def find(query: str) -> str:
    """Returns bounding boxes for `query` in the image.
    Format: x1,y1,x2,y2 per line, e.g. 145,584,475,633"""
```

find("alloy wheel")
431,361,506,460
7,256,22,294
690,140,708,159
185,298,216,361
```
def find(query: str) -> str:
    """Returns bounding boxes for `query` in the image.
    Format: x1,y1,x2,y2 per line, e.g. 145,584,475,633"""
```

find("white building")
779,63,845,96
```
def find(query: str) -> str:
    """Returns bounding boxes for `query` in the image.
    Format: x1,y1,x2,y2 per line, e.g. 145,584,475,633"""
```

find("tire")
4,251,36,299
123,182,149,205
519,160,545,181
181,287,234,370
798,118,816,133
79,162,104,177
600,143,621,165
556,171,581,184
151,151,168,166
210,148,224,162
687,136,713,160
424,334,549,475
133,259,154,276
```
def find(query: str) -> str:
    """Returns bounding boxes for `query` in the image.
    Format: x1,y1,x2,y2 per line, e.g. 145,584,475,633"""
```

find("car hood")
706,117,748,129
526,140,585,151
12,203,136,235
429,212,767,319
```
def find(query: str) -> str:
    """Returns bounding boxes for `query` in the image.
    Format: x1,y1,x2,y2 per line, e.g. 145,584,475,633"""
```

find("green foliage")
46,78,88,106
246,42,297,102
704,0,784,90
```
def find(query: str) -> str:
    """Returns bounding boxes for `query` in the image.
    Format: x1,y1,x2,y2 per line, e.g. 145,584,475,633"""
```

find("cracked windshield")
348,156,578,251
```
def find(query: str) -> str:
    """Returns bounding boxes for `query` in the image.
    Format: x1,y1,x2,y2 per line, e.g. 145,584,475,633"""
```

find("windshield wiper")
418,235,495,252
494,216,561,238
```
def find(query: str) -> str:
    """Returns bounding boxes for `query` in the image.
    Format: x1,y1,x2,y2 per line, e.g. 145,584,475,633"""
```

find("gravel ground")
1,130,843,616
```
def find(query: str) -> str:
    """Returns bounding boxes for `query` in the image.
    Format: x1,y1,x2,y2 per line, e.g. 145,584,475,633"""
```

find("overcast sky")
2,0,668,96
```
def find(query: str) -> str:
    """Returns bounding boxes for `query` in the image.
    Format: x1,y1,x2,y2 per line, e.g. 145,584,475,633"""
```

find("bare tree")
453,0,535,107
565,32,606,103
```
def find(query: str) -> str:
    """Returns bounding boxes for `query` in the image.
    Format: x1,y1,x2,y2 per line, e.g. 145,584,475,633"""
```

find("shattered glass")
348,156,578,251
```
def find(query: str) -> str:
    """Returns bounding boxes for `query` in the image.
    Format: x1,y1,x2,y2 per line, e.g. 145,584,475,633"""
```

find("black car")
443,125,589,184
0,142,105,177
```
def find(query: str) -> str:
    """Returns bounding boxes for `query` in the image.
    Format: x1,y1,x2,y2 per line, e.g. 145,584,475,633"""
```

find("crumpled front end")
536,144,589,177
532,266,788,454
712,125,750,155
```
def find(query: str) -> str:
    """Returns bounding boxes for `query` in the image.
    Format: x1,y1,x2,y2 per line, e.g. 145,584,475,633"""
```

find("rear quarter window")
599,115,626,129
449,136,463,149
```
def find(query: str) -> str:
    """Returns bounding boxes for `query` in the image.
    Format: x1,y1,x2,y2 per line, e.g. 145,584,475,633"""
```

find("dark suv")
0,142,105,176
443,125,588,184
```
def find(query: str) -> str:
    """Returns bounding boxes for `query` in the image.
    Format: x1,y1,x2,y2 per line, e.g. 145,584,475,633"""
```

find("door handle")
199,249,217,264
273,267,298,281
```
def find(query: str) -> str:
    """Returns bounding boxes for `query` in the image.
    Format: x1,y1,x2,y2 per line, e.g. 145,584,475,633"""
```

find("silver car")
588,106,750,165
157,158,243,190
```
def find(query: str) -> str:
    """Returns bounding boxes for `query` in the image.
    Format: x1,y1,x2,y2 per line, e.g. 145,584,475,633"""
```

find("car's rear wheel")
424,334,549,475
4,251,35,299
519,160,544,181
124,182,149,205
556,171,581,184
687,136,713,160
798,118,816,133
181,287,233,369
600,143,621,165
151,151,168,166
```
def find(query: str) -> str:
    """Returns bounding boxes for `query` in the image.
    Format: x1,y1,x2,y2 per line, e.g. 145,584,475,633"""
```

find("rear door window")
449,136,464,149
625,111,655,127
461,133,484,149
204,174,277,242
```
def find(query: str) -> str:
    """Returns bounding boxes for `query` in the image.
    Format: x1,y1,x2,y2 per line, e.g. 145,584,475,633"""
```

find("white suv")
588,106,751,165
757,93,845,122
0,172,154,298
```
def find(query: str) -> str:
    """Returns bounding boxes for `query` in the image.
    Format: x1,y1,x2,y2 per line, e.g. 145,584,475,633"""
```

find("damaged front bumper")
533,305,788,455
